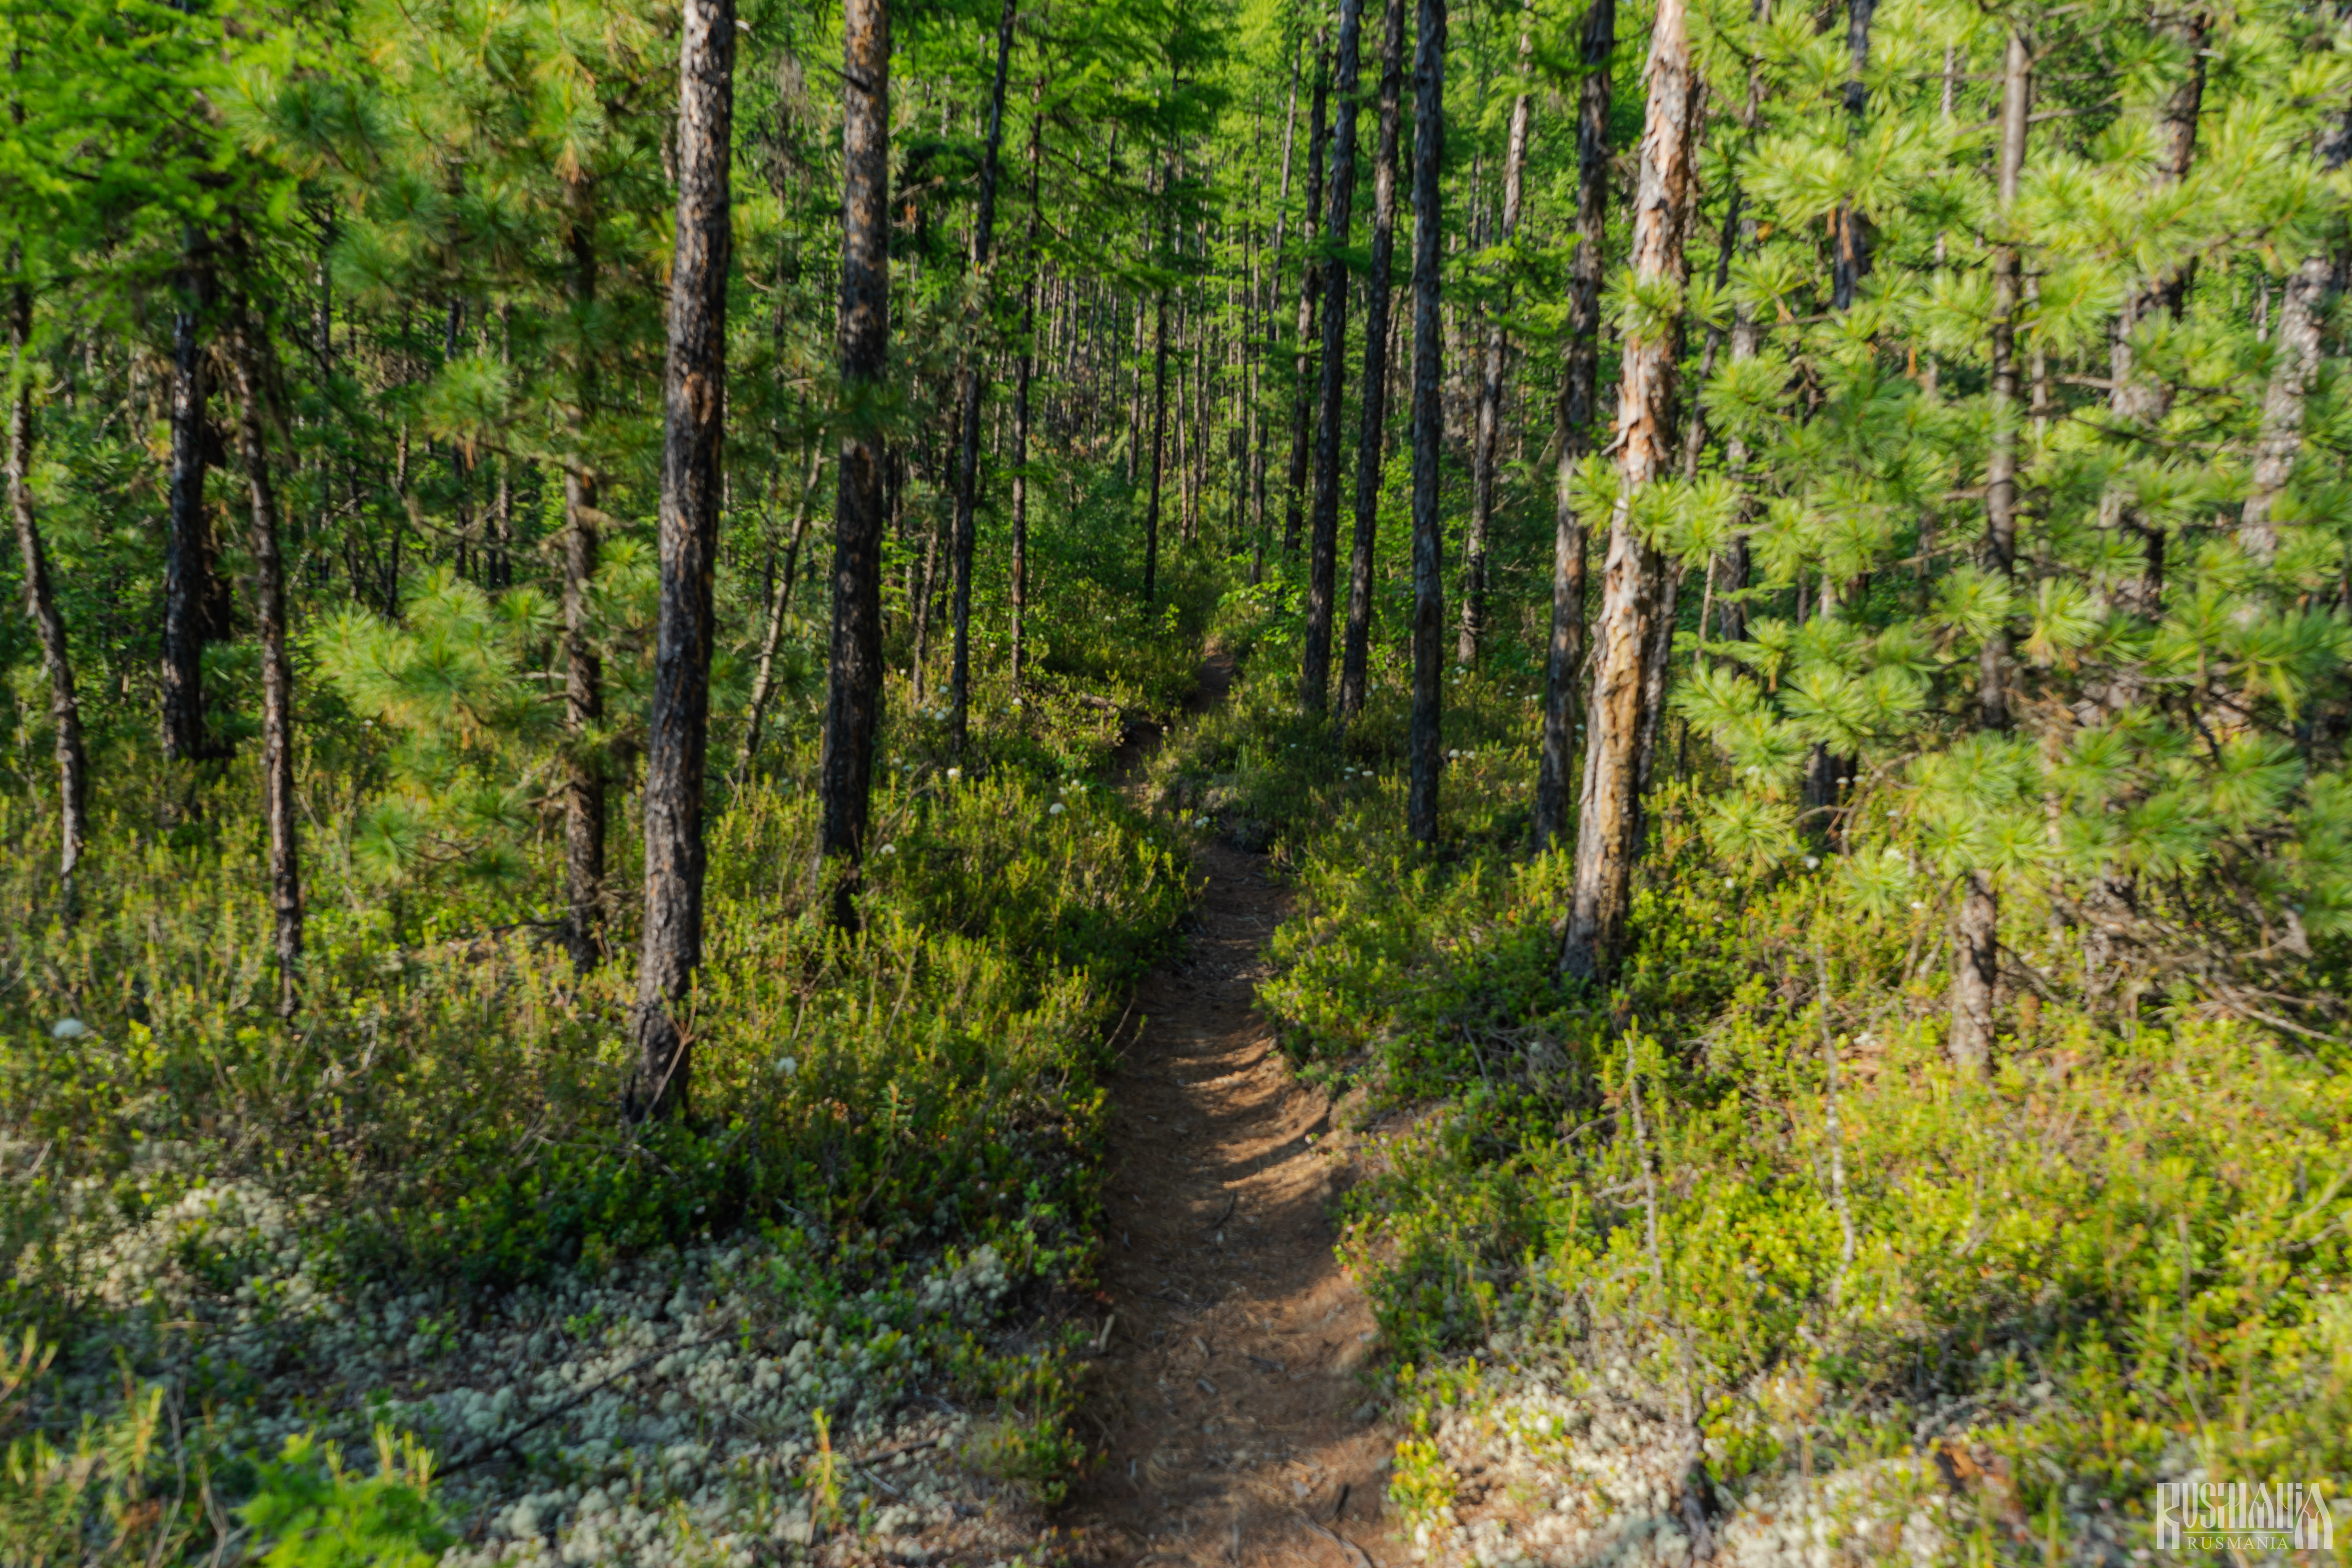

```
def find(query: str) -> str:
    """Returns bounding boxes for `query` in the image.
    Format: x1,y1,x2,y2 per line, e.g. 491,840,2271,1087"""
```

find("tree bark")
739,440,824,778
1011,87,1044,690
2099,9,2206,610
1340,0,1406,721
632,0,735,1121
1950,869,1997,1078
1144,208,1171,604
1978,24,2030,737
1255,48,1303,583
7,258,88,898
1406,0,1447,846
225,306,301,1018
818,0,893,931
946,0,1019,754
1561,0,1695,982
1302,0,1365,713
561,201,607,970
1830,0,1875,310
162,237,223,764
1951,25,2032,1074
1285,41,1329,559
2242,254,2329,563
1534,0,1613,852
1458,10,1532,667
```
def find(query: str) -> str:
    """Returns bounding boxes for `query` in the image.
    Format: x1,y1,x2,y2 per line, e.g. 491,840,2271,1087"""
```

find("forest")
2,0,2350,1562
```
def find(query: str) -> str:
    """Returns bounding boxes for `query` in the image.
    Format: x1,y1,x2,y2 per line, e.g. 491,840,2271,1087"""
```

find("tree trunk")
1950,869,1997,1078
739,440,824,778
818,0,893,931
1340,0,1406,721
1534,0,1613,852
1458,11,1532,667
1830,0,1876,310
1951,25,2032,1073
1978,24,2030,737
1561,0,1695,982
1284,42,1329,559
2242,255,2329,563
162,238,221,764
1144,230,1171,604
561,205,607,970
632,0,735,1121
1302,0,1365,713
7,261,88,899
225,306,301,1018
1254,54,1302,584
2100,10,2206,612
1406,0,1448,846
946,0,1019,755
1012,88,1043,691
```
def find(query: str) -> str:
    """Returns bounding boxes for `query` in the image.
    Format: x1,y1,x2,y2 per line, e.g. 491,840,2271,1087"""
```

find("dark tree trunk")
1144,227,1171,604
1830,0,1876,310
1406,0,1447,846
10,261,89,898
1284,42,1329,558
162,239,222,764
561,206,607,970
1458,11,1532,667
225,306,301,1018
739,440,823,778
632,0,735,1122
1533,0,1614,852
1302,0,1365,713
1340,0,1406,721
946,0,1019,754
818,0,893,931
1561,0,1694,982
1011,88,1043,690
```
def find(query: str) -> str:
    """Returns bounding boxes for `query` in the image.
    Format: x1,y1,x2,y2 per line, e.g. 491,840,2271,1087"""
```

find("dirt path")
1063,659,1404,1568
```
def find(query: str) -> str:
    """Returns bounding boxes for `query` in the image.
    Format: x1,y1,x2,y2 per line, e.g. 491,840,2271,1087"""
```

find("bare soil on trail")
1060,658,1405,1568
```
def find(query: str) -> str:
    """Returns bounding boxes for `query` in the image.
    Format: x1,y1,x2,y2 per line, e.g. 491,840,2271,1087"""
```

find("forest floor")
1057,654,1405,1568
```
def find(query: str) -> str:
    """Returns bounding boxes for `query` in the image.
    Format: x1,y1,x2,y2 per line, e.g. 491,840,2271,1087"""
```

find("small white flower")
1013,699,1024,709
1804,855,1821,869
945,766,961,781
1911,900,1927,911
50,1018,88,1041
1049,803,1066,817
879,843,898,857
775,1056,798,1077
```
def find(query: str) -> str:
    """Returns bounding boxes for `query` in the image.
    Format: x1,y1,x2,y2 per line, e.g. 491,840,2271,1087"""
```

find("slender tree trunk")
1534,0,1615,852
1285,42,1329,558
1561,0,1695,982
1458,11,1532,666
1254,55,1301,583
1950,870,1997,1078
818,0,893,931
1830,0,1876,310
739,440,824,777
2244,111,2352,562
1406,0,1448,846
1011,88,1043,691
1303,0,1365,712
946,0,1018,754
1341,0,1406,720
632,0,735,1120
561,206,607,970
7,258,88,898
2099,11,2206,612
1979,25,2030,737
1144,207,1171,604
2243,255,2329,563
225,306,301,1018
1951,25,2032,1074
162,237,220,764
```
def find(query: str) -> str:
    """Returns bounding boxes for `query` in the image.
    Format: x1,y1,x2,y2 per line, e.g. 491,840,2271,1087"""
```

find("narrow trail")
1063,656,1404,1568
